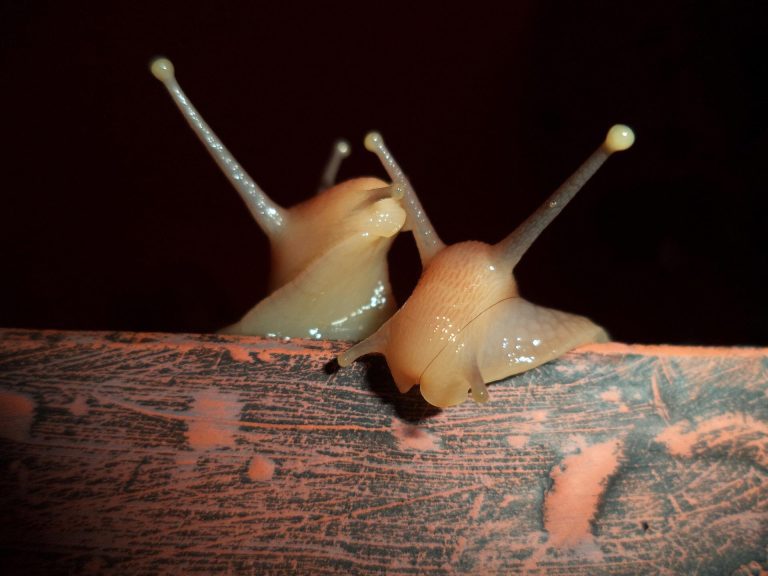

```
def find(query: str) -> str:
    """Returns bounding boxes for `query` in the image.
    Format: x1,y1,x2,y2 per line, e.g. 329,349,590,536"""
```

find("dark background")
1,1,766,345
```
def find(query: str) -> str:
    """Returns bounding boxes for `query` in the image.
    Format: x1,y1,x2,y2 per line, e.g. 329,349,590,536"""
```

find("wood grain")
0,329,766,575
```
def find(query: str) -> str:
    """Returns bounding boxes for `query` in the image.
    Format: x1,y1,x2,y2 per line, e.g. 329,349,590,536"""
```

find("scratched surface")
0,329,766,575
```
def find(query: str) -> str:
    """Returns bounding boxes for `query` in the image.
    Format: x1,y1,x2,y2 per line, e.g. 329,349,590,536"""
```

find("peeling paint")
656,413,768,466
186,390,242,450
247,455,276,481
544,439,623,547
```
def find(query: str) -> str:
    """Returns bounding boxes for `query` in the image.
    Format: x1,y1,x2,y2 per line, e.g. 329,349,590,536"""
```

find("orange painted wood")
0,328,766,575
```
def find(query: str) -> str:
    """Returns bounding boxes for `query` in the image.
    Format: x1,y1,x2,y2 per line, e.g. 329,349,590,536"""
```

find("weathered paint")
544,438,623,548
0,328,766,575
248,454,276,481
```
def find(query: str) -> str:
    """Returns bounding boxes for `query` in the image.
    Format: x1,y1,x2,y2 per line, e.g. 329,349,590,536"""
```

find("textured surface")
0,329,766,575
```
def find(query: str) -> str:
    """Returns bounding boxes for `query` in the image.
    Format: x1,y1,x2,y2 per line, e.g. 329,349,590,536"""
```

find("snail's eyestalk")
150,57,286,236
319,139,351,192
364,132,445,266
497,124,635,269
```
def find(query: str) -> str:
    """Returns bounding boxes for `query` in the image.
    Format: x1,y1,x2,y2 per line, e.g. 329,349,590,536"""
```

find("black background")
2,1,766,345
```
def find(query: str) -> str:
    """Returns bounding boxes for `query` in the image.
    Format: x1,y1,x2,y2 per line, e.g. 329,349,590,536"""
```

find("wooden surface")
0,328,766,575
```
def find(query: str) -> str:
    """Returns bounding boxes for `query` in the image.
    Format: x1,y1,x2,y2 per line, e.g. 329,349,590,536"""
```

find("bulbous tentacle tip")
150,57,175,82
604,124,635,153
334,139,351,158
337,346,364,368
470,380,490,404
336,353,352,368
364,131,383,152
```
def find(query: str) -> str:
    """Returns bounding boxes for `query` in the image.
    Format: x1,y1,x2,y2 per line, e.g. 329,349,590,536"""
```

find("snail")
150,58,406,340
338,126,635,407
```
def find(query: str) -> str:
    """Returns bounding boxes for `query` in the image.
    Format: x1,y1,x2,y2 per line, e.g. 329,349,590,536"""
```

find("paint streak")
0,390,35,442
226,345,254,364
186,390,242,450
600,387,630,413
500,494,518,508
650,373,671,424
468,492,484,520
392,420,438,451
529,410,548,422
247,455,275,481
656,413,768,466
578,341,767,358
544,439,623,547
600,388,621,403
506,435,528,449
731,561,768,576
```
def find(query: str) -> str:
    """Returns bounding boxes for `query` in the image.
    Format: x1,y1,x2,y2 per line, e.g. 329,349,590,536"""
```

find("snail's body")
339,127,634,407
370,242,516,389
151,59,405,340
221,177,404,339
264,177,395,291
359,241,608,407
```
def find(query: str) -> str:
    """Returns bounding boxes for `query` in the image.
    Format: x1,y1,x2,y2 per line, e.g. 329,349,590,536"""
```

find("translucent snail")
150,58,406,340
338,126,635,407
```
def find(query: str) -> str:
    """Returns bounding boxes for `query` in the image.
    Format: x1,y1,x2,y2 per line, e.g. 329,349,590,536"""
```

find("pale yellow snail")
338,126,635,407
150,58,406,340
